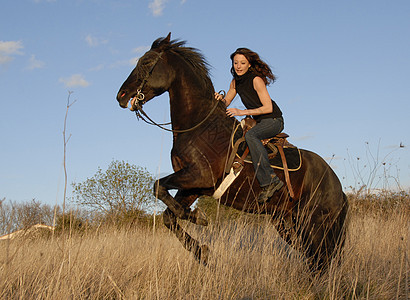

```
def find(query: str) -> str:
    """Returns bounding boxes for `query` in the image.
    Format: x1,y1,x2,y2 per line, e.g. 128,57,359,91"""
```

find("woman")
215,48,284,203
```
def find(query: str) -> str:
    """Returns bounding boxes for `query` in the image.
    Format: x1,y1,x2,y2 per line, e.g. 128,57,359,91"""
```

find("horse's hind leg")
274,212,330,271
163,208,210,264
306,202,349,272
275,213,303,254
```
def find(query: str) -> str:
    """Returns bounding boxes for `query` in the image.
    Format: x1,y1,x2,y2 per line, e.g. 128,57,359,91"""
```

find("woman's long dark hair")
230,48,275,85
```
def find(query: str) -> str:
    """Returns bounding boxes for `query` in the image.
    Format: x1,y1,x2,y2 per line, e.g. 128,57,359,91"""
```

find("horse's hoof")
192,208,209,226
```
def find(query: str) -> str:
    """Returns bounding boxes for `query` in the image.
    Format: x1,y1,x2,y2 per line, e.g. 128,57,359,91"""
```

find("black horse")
117,33,348,271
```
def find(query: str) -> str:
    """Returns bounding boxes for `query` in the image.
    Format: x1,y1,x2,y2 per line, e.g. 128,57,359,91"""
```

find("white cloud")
109,58,138,69
27,55,45,70
108,46,150,68
0,41,23,54
129,57,140,66
133,46,150,54
149,0,168,17
89,64,104,72
59,74,90,88
0,40,24,65
0,55,12,65
108,45,150,68
85,34,108,47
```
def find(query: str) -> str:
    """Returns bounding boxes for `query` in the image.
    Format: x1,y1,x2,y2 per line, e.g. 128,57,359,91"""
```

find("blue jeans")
245,117,284,187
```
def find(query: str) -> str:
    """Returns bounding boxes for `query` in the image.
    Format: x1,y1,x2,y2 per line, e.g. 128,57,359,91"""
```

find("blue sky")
1,0,409,206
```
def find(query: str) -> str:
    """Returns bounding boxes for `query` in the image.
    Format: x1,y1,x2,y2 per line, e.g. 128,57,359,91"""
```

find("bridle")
128,51,163,112
129,50,223,134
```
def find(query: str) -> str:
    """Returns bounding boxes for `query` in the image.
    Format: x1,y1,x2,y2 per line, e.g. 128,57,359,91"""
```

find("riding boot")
258,175,284,204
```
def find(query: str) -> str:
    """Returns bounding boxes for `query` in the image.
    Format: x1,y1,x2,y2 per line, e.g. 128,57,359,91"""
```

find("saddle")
226,117,297,199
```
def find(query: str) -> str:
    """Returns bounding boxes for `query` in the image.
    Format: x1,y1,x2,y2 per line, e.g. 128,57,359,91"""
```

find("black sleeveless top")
235,71,282,122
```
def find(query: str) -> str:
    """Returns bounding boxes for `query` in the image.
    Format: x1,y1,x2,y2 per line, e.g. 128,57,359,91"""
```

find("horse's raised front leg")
155,169,212,263
154,169,210,225
162,208,210,264
175,189,209,226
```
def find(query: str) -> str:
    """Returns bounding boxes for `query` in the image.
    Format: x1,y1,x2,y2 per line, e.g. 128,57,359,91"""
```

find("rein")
129,49,224,133
135,99,221,133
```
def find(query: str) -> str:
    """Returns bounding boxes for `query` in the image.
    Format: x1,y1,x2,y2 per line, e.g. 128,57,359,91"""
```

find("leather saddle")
226,117,297,198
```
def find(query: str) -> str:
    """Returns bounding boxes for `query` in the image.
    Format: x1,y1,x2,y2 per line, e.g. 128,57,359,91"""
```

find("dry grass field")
0,194,408,299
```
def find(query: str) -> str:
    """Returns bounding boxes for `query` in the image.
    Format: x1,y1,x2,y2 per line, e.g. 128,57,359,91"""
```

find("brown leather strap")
225,137,246,173
277,143,295,199
233,147,249,170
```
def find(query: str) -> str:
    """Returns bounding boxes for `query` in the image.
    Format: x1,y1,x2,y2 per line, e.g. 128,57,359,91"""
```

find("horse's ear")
151,32,171,50
165,32,171,43
159,32,171,48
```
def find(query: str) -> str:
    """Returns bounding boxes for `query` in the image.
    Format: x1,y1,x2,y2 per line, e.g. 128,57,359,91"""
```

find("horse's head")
116,33,175,110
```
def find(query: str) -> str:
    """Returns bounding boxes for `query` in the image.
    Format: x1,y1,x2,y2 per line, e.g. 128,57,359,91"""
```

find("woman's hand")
214,92,224,101
226,108,244,117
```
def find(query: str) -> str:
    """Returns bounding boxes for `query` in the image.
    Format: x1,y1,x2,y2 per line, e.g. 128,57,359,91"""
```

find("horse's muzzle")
117,90,132,109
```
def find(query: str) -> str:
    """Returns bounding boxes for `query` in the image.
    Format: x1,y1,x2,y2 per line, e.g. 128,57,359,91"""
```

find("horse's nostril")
121,92,126,98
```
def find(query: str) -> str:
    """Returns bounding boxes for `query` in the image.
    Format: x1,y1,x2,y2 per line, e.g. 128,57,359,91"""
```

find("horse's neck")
168,75,216,130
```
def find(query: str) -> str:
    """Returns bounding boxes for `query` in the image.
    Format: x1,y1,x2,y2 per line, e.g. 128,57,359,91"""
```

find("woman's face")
233,54,251,76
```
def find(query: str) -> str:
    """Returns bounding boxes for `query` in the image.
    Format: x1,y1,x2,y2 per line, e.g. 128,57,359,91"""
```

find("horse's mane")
151,37,213,93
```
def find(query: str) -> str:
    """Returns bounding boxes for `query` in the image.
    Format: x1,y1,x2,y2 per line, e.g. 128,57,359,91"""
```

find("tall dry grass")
0,195,408,299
